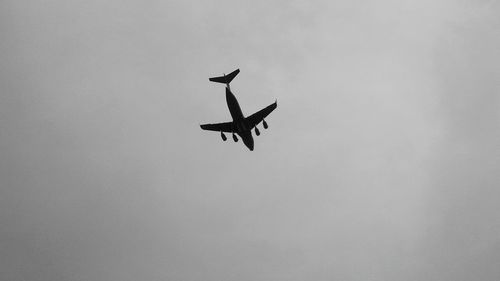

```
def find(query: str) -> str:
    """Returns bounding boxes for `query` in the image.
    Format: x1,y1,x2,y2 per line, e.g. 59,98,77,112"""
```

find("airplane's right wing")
245,100,277,129
200,121,233,132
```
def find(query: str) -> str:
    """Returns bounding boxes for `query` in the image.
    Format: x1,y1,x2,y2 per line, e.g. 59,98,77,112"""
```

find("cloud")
0,1,498,280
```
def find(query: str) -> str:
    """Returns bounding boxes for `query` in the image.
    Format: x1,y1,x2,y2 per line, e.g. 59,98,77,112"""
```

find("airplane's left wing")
245,100,277,129
200,121,233,132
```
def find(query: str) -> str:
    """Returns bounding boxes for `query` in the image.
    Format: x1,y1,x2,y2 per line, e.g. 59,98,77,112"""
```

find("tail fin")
209,69,240,85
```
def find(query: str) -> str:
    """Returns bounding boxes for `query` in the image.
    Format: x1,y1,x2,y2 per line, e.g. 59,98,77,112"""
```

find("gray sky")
1,1,499,280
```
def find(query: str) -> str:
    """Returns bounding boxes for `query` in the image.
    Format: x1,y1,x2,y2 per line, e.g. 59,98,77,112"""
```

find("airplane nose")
243,134,254,151
247,141,254,151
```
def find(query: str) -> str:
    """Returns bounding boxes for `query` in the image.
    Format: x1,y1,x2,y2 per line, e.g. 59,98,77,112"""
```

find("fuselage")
225,87,254,151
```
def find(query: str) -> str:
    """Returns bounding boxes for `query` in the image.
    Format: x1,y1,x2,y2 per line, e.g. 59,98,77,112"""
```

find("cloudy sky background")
1,1,499,280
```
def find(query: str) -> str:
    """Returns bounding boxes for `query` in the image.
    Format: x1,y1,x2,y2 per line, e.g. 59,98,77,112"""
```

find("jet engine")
263,120,268,129
221,131,227,141
232,133,238,142
255,127,260,136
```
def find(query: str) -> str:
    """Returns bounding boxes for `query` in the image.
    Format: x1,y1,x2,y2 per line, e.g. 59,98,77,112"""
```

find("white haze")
1,1,499,280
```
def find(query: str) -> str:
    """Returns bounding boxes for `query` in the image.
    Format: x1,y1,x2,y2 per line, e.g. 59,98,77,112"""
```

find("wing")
245,100,277,129
200,121,233,132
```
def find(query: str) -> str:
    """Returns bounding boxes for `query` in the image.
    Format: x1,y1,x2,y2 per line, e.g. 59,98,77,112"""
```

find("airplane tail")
209,69,240,85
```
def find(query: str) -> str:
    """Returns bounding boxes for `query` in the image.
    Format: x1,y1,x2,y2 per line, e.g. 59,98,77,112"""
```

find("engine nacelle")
221,132,227,141
255,127,260,136
263,120,268,129
232,133,238,142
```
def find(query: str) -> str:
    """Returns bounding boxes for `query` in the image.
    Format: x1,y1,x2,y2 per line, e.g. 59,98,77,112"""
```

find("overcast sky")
1,1,499,280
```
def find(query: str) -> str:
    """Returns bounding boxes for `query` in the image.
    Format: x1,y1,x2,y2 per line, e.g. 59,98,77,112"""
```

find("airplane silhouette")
200,69,277,151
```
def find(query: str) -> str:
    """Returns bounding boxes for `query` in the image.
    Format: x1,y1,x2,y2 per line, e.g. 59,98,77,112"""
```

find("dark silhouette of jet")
200,69,277,151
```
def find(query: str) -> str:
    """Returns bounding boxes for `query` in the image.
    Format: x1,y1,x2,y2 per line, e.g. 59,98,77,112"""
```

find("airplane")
200,69,277,151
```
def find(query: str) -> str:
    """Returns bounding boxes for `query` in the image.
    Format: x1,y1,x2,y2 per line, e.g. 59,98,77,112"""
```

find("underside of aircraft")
200,69,277,151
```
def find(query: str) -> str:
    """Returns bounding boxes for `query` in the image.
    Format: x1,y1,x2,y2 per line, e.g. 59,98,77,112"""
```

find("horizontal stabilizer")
209,69,240,84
